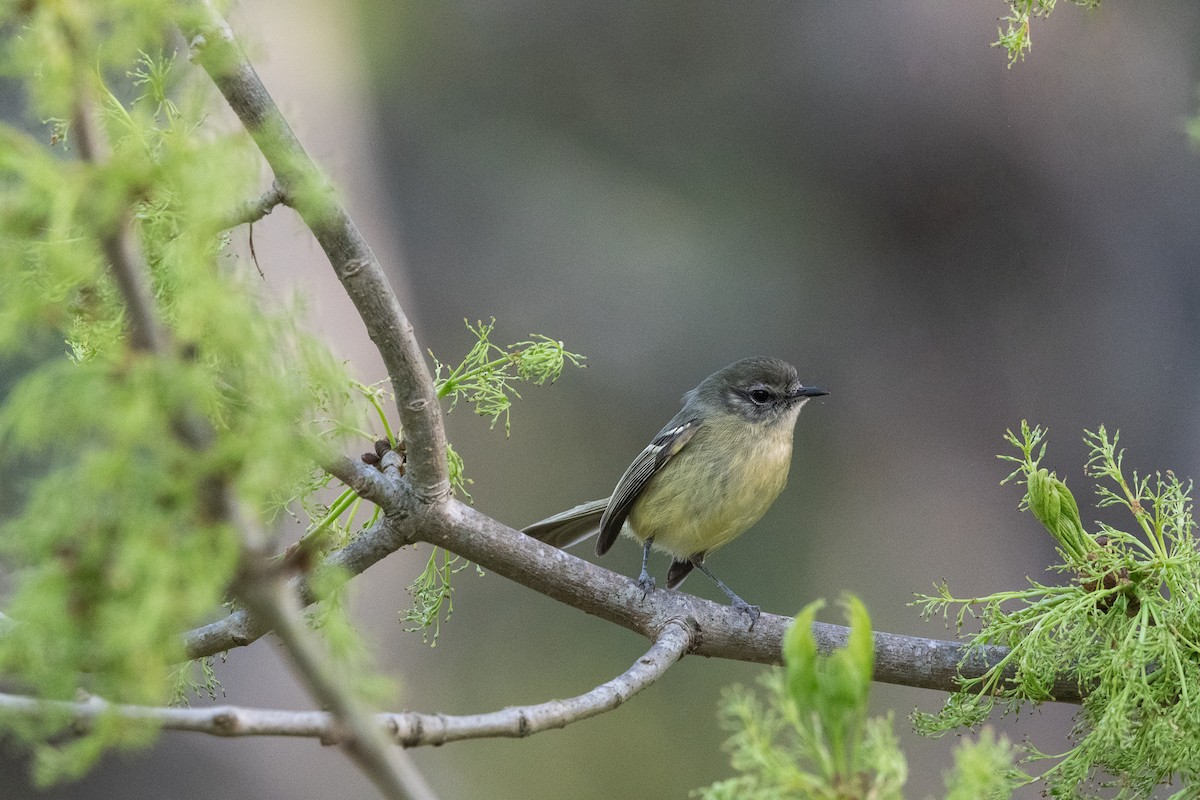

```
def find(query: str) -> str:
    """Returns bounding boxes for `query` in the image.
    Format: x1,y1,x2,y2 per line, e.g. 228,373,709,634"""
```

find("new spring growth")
1000,421,1096,565
430,319,585,435
784,595,875,782
1026,468,1092,564
914,424,1200,795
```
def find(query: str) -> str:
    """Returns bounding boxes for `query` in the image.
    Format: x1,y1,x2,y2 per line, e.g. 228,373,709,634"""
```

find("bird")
522,356,827,623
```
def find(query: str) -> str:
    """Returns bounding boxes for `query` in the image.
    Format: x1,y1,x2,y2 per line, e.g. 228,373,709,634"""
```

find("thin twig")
220,182,286,230
183,510,412,659
322,452,405,509
72,98,169,356
384,618,692,745
1,620,691,753
180,0,450,502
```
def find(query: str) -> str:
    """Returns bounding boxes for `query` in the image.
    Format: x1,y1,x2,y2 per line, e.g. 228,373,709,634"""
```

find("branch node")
397,714,424,748
221,184,287,230
382,715,401,739
340,258,369,278
417,483,453,506
229,630,255,647
658,615,700,654
212,710,238,734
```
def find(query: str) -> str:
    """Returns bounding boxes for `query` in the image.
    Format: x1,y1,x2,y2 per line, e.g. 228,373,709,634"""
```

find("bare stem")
220,182,286,230
1,621,690,753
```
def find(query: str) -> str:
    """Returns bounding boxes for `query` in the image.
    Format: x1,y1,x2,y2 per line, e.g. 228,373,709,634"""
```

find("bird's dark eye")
748,388,771,404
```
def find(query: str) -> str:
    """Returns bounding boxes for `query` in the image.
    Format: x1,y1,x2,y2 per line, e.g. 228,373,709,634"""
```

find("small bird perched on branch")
522,356,827,625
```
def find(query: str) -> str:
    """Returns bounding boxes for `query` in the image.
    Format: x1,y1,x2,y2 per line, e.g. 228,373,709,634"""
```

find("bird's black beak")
791,385,829,399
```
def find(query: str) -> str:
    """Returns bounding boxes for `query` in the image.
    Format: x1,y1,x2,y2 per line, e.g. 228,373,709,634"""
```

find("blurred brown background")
7,1,1200,798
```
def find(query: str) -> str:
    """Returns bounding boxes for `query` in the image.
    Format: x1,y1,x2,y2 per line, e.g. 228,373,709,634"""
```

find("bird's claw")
732,599,761,630
636,573,656,600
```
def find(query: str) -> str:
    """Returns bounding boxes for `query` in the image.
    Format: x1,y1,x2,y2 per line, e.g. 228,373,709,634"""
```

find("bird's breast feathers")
627,414,795,557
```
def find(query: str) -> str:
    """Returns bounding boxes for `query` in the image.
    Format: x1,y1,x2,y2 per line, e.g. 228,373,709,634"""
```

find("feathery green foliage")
399,546,481,646
943,729,1024,800
287,324,582,647
431,318,585,436
384,320,582,643
0,2,355,783
915,422,1200,797
696,597,907,800
992,0,1100,65
169,655,223,705
696,597,1019,799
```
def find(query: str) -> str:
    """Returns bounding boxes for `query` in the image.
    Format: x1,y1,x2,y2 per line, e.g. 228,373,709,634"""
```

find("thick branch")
182,495,1084,704
425,502,1084,702
180,0,450,501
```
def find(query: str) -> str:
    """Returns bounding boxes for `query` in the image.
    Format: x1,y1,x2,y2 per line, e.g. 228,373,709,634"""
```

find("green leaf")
700,597,905,800
782,599,823,714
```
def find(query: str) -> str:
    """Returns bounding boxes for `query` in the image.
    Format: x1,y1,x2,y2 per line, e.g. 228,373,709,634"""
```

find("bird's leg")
637,538,656,597
691,558,761,629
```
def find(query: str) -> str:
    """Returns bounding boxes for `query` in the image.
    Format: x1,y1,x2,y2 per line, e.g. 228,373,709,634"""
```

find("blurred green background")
6,1,1200,798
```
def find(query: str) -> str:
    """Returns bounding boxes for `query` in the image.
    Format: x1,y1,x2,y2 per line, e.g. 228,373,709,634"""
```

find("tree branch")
179,0,450,502
387,617,692,746
235,574,427,800
1,619,690,750
322,451,405,509
220,182,285,230
72,65,429,796
425,502,1085,702
162,0,1085,746
182,493,1084,704
183,511,412,659
72,98,170,356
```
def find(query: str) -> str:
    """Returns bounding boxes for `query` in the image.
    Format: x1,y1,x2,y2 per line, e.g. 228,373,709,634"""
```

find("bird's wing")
595,417,702,555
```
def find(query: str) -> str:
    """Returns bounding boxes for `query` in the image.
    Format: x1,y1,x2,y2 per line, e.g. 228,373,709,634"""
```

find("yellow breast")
627,414,794,559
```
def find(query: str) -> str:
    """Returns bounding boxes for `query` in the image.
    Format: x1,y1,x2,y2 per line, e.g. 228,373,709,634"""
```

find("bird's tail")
521,497,611,550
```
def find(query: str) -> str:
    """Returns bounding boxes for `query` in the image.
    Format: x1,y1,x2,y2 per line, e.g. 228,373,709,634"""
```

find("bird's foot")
636,571,656,600
731,599,761,630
